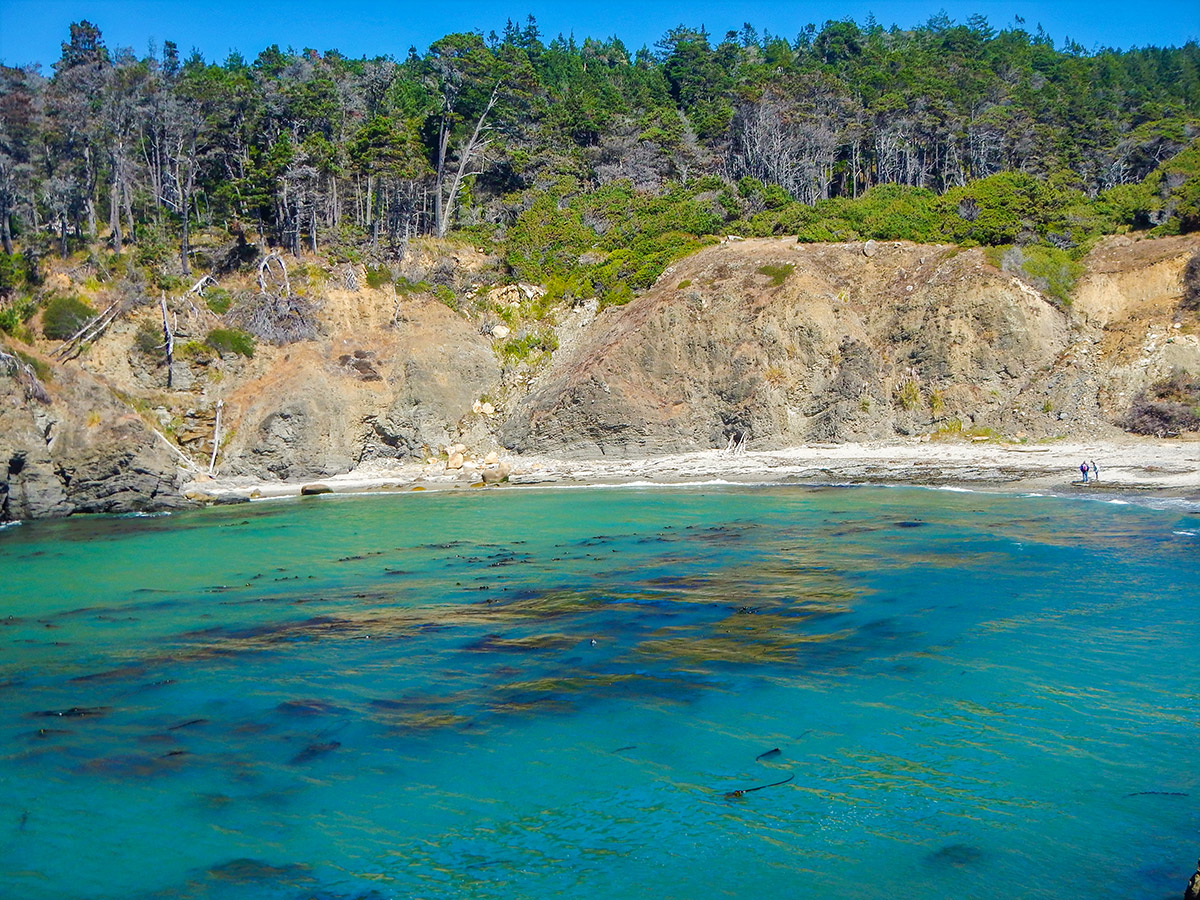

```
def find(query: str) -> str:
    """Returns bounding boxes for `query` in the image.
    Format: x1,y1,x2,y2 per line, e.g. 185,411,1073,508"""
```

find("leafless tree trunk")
160,294,174,389
208,399,223,474
436,82,500,239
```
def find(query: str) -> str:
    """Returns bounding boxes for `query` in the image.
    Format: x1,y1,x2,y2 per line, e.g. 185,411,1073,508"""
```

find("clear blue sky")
1,0,1197,67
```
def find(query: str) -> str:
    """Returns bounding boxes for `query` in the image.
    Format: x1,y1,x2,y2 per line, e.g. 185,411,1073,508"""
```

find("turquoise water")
1,485,1198,899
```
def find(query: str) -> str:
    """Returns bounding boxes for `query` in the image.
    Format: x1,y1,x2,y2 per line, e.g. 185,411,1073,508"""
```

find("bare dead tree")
0,348,51,404
208,398,223,474
160,293,174,388
436,82,500,238
52,297,123,361
730,90,839,204
257,253,291,297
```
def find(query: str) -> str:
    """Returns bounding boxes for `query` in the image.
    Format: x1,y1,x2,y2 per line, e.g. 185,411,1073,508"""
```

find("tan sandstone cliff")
1,234,1197,518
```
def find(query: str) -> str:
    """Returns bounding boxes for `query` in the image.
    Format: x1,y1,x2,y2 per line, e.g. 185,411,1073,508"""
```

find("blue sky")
1,0,1197,67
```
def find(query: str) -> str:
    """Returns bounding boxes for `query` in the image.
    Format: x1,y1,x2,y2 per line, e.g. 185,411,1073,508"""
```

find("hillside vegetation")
0,15,1198,320
2,16,1200,522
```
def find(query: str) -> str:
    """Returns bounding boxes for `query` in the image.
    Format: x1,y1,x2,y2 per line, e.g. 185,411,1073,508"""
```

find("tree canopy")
0,15,1197,308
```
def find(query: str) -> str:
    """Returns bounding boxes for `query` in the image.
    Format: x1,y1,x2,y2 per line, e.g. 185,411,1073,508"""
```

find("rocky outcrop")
5,234,1198,519
1,354,187,521
214,297,502,481
1186,858,1200,900
502,240,1076,457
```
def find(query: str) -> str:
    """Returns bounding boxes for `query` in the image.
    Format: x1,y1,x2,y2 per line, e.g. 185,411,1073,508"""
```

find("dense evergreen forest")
1,14,1199,319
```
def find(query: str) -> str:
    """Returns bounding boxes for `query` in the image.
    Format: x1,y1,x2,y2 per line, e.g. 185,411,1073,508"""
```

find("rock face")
502,240,1075,457
1,358,186,521
217,297,502,481
4,233,1198,519
1186,858,1200,900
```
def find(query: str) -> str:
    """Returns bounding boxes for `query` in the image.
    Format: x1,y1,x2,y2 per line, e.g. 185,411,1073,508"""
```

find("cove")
1,485,1197,900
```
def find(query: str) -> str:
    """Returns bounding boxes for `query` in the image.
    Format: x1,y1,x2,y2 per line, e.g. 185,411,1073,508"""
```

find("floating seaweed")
31,706,111,719
724,773,795,800
206,857,313,883
289,740,341,765
923,843,983,867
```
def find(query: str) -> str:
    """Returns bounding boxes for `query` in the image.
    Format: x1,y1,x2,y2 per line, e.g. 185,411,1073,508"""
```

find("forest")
1,13,1199,320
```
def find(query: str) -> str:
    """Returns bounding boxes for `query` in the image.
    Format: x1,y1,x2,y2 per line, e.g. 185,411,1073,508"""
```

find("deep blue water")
1,485,1198,899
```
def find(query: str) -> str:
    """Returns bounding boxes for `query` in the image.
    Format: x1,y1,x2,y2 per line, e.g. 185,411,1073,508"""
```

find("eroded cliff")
1,234,1197,518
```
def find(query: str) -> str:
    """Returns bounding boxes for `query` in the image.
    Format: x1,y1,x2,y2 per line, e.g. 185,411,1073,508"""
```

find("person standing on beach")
1090,460,1099,482
1080,461,1090,483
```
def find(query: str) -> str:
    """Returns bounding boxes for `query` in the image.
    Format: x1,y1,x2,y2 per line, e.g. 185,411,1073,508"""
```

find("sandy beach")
188,436,1200,506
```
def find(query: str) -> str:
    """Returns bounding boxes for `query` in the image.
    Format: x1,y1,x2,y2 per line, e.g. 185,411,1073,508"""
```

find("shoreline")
187,437,1200,508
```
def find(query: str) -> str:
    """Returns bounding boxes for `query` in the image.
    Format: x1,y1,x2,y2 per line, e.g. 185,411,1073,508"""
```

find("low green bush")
757,264,794,286
365,264,392,288
0,294,38,336
204,327,256,358
205,288,234,315
134,320,163,355
42,295,95,340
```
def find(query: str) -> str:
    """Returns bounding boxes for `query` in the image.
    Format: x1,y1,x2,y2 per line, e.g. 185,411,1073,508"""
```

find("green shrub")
205,288,233,315
395,277,433,295
42,295,95,340
895,379,921,411
177,340,216,362
999,245,1083,305
0,252,33,297
757,264,794,286
365,264,392,289
134,320,163,355
0,294,38,336
500,328,559,361
13,348,51,382
204,327,256,358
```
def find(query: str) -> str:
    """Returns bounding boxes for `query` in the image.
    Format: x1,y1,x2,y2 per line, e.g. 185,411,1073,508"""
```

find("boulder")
481,462,511,484
300,483,332,495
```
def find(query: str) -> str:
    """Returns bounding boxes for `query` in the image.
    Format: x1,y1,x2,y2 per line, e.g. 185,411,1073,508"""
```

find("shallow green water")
1,485,1198,899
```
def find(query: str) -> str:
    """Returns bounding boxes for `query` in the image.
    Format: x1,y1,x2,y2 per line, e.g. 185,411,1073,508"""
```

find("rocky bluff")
2,234,1198,520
